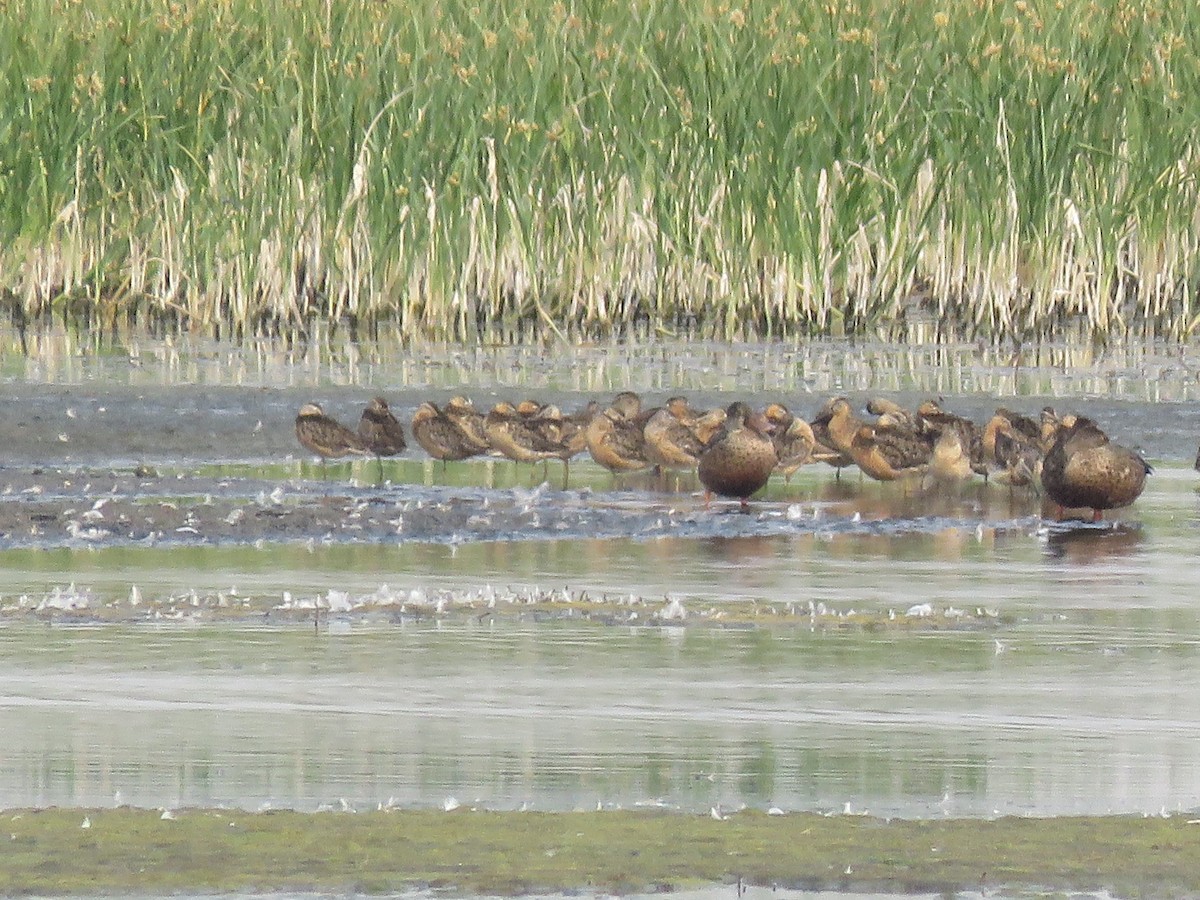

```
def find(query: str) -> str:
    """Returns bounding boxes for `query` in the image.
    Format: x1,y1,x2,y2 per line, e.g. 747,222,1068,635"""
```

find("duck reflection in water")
1043,523,1144,563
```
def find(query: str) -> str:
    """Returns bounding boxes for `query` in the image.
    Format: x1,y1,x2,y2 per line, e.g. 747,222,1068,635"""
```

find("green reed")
1,0,1199,344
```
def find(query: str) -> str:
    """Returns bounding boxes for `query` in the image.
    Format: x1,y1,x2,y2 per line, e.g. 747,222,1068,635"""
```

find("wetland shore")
5,806,1199,898
4,333,1200,899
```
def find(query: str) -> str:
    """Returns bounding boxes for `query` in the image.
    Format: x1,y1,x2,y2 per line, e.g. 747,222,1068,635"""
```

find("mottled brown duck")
610,390,645,421
763,402,821,481
526,402,594,487
358,396,407,480
808,397,859,480
411,401,490,466
1041,416,1151,521
812,397,862,454
643,397,723,472
443,396,492,453
916,399,987,477
1039,407,1072,454
485,402,570,463
925,428,973,488
483,401,576,486
698,401,778,510
983,409,1043,488
847,421,933,482
540,400,598,466
295,402,368,480
586,394,651,476
866,397,918,429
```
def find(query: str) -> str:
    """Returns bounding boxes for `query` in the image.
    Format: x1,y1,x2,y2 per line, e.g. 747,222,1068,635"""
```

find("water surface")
2,329,1199,824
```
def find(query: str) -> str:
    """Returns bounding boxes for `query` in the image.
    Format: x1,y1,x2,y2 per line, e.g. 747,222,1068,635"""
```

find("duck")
763,402,824,480
1041,416,1151,521
1039,407,1071,454
643,397,724,472
982,409,1043,488
847,420,934,482
866,397,918,429
586,393,652,475
411,401,490,465
522,401,596,487
484,402,572,467
916,399,987,477
807,397,862,480
563,400,601,454
609,390,646,421
925,427,973,487
811,397,861,453
358,396,407,480
698,401,778,510
295,402,368,479
443,396,492,453
520,400,594,451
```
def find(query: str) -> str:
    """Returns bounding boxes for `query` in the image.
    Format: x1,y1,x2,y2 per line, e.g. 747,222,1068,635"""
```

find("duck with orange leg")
698,402,778,511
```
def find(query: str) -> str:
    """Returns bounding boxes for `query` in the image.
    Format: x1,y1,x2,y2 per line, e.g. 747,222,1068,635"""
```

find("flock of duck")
295,392,1152,520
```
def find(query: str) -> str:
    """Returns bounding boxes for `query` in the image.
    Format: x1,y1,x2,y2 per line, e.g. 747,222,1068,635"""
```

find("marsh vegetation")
6,807,1200,897
4,0,1200,343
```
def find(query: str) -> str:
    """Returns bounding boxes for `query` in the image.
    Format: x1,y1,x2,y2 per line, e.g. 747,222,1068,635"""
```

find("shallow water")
3,328,1200,824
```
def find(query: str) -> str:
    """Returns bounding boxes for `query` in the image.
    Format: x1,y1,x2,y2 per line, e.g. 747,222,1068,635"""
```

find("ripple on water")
2,336,1199,825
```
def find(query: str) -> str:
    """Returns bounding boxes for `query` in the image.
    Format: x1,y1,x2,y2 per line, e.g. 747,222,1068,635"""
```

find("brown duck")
925,427,974,487
763,402,831,481
866,397,918,429
443,396,492,453
1039,407,1073,454
586,393,651,475
539,402,596,486
411,401,490,464
643,397,724,471
847,420,934,482
518,401,593,452
810,397,872,479
698,401,778,510
358,396,407,479
484,402,570,463
558,400,600,457
1041,416,1151,520
295,402,368,479
983,409,1043,488
916,399,987,477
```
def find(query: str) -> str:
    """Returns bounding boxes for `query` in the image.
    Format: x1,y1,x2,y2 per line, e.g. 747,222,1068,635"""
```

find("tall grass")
2,0,1200,344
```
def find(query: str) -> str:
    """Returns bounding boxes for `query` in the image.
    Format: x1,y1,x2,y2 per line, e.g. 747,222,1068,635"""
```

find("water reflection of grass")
4,807,1199,896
